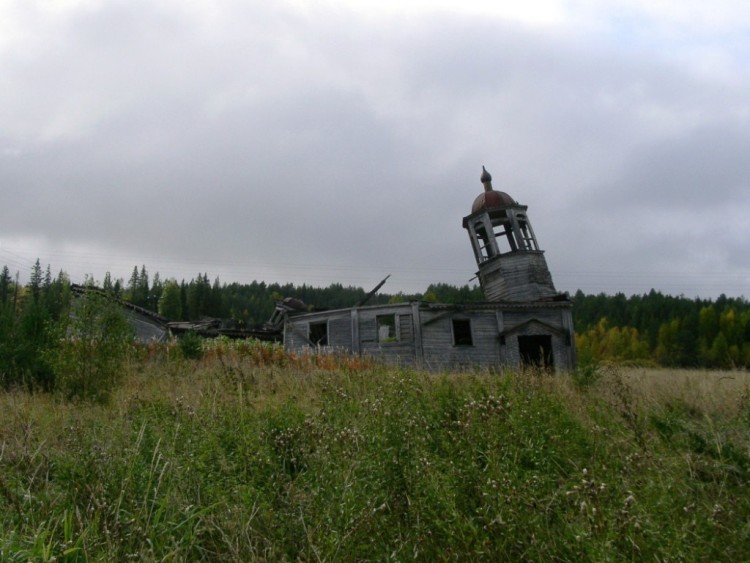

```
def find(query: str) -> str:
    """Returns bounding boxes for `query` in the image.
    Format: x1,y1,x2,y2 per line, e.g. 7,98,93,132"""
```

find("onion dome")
471,166,515,213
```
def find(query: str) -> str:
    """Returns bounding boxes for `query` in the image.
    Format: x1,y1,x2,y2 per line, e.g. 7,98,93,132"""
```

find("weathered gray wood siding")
500,308,575,370
503,309,562,329
328,314,352,348
560,308,576,368
356,304,417,367
284,309,353,353
500,324,572,370
283,319,309,350
283,301,576,371
418,303,575,371
127,311,168,342
478,252,557,302
420,310,501,371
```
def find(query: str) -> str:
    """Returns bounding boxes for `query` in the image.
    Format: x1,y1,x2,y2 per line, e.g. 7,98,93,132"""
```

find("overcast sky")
1,0,749,299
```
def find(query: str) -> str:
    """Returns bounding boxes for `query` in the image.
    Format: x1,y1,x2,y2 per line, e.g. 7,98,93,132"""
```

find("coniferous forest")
2,260,750,393
2,261,750,560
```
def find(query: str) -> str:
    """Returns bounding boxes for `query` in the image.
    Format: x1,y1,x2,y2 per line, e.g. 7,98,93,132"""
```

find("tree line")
95,266,486,327
573,289,750,369
2,261,750,377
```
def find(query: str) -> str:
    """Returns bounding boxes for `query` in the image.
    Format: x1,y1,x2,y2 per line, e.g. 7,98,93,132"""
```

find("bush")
0,301,60,392
53,289,134,402
178,331,204,360
572,351,602,389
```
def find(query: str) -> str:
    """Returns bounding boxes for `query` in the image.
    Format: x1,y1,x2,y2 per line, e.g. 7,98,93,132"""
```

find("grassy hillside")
1,343,749,560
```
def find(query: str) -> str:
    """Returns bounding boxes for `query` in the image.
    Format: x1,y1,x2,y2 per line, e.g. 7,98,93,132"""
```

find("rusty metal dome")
471,166,515,213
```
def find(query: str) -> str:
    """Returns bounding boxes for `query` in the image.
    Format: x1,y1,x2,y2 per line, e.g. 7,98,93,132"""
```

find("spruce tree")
29,259,43,303
0,265,10,306
150,272,163,312
103,272,113,294
137,265,149,307
127,266,139,302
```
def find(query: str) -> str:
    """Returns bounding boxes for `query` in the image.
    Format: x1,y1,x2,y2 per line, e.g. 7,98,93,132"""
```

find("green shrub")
0,301,59,392
178,331,204,360
52,289,134,402
572,351,602,389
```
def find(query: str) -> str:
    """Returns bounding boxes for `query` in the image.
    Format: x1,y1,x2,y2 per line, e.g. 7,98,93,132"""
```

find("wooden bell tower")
463,167,558,302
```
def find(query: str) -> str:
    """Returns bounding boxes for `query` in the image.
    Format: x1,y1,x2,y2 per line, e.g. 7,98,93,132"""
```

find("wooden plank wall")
480,253,556,302
420,311,501,371
500,309,575,370
283,310,352,353
358,305,418,367
328,314,351,348
284,302,576,371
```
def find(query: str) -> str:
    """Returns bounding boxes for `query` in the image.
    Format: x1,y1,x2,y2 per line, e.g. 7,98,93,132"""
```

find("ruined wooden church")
282,167,576,371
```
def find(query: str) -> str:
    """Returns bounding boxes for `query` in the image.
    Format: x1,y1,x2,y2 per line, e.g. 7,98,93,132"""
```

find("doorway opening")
518,335,553,369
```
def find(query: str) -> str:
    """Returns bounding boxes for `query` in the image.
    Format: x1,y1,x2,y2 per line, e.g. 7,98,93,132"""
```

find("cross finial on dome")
481,166,493,192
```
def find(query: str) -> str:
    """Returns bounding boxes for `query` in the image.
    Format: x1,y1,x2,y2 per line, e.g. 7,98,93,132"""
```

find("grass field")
1,342,749,561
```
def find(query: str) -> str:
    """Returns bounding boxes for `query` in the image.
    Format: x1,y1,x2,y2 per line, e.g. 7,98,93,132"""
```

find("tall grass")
1,342,749,560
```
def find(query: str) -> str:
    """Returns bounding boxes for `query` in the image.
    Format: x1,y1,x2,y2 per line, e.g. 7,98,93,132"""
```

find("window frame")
308,320,329,347
376,314,399,343
451,317,474,347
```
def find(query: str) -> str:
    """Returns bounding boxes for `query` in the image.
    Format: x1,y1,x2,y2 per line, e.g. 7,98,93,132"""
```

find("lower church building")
283,167,576,371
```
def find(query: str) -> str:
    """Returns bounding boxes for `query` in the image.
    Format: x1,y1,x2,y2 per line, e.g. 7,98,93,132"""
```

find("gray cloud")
1,0,748,298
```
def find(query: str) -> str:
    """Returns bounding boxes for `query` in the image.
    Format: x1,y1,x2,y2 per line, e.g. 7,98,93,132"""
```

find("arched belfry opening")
463,167,558,302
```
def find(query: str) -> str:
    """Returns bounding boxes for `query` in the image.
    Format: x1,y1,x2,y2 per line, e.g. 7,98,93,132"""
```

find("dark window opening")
377,314,397,342
309,321,328,346
518,335,553,369
452,319,473,346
